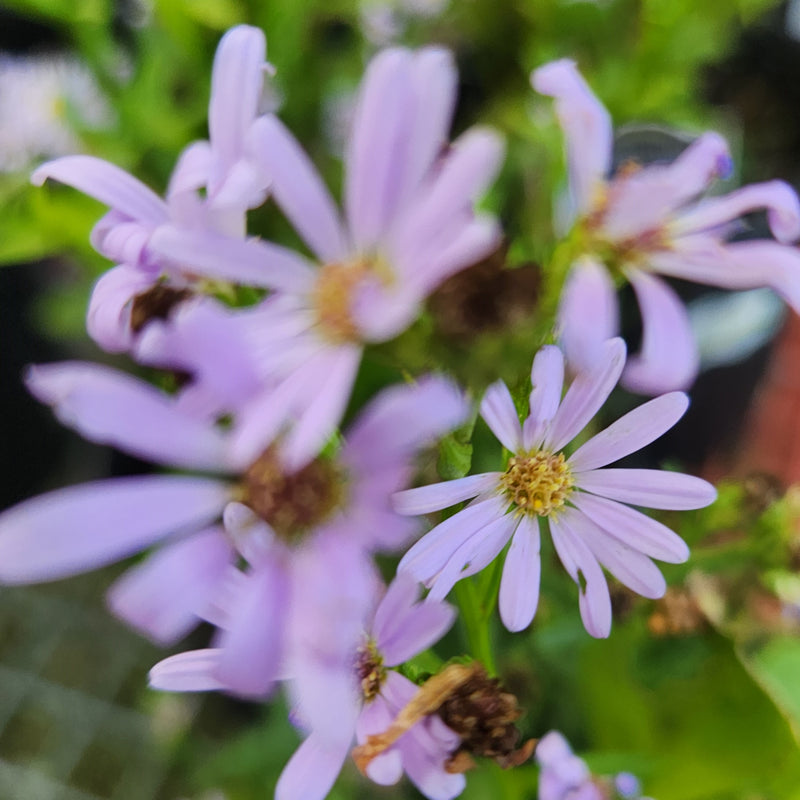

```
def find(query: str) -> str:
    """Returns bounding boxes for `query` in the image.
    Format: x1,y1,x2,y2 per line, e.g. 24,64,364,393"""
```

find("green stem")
455,576,497,675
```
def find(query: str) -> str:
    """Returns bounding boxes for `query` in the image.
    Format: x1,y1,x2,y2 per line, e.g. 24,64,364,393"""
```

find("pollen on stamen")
355,639,386,702
499,451,574,517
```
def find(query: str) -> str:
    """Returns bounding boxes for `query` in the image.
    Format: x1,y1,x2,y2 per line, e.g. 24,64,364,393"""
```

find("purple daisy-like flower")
31,24,272,352
536,731,655,800
532,58,800,394
151,573,465,800
394,339,717,638
147,45,504,469
0,361,466,652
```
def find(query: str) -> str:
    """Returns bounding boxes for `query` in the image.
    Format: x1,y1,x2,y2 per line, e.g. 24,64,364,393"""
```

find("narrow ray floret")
0,361,466,662
147,44,505,469
394,339,717,638
151,573,466,800
532,58,800,395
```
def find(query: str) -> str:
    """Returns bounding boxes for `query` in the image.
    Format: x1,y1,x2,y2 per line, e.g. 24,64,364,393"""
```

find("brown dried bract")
351,662,536,776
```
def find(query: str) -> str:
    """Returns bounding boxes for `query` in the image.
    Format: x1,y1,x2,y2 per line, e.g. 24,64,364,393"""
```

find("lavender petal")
568,390,688,471
275,731,352,800
149,649,228,692
86,264,151,353
0,476,230,583
392,473,501,515
498,515,541,632
622,270,699,394
523,344,565,451
479,380,523,452
570,492,690,563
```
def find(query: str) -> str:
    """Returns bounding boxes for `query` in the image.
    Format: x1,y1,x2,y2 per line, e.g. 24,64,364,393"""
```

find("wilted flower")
536,731,654,800
0,362,466,652
31,25,272,352
394,339,716,638
532,59,800,394
152,573,465,800
149,45,504,469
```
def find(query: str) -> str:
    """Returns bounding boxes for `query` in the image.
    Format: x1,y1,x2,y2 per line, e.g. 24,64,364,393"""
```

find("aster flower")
151,572,465,800
536,731,655,800
532,59,800,394
394,339,717,638
147,45,504,469
0,361,466,651
31,24,273,352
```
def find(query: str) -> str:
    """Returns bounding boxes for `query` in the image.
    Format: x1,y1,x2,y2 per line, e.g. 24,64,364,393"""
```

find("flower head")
147,45,504,468
31,25,272,352
0,361,466,654
533,59,800,394
394,339,717,637
151,573,464,800
536,731,655,800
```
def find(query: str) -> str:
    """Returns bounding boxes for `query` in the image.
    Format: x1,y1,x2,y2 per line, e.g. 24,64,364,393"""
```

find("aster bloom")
151,573,465,800
536,731,655,800
0,362,466,653
394,339,717,638
148,45,504,469
30,24,272,352
532,58,800,394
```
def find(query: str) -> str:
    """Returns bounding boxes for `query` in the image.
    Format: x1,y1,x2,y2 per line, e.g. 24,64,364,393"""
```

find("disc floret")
499,450,574,517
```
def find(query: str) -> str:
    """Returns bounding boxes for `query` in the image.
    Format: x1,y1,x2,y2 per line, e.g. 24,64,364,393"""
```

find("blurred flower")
152,573,465,800
395,340,716,637
532,59,800,394
0,364,465,659
0,53,110,173
31,25,272,352
536,731,654,800
150,45,504,469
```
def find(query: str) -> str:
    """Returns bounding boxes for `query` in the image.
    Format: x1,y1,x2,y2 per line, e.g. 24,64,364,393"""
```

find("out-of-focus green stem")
455,576,497,675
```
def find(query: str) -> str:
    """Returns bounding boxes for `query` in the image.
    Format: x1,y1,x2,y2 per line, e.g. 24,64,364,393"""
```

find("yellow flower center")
311,256,394,344
499,451,574,517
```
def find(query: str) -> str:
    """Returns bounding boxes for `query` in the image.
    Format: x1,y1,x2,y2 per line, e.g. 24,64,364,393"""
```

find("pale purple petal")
523,344,565,451
570,492,689,563
480,380,523,452
215,559,287,698
373,575,456,666
107,526,234,645
564,510,666,598
575,468,716,510
391,127,505,259
282,344,362,470
398,496,505,583
568,391,688,471
558,256,619,373
357,694,404,785
344,376,469,472
623,270,699,394
148,226,316,292
427,512,518,600
31,155,168,224
393,473,501,515
498,515,541,632
550,510,612,638
402,734,466,800
545,337,626,452
149,649,228,692
253,115,348,262
671,180,800,243
222,501,278,566
208,25,266,182
531,59,612,215
86,265,152,353
276,731,351,800
345,48,415,250
601,133,731,241
167,140,212,200
653,239,800,314
91,215,153,268
0,476,230,583
393,47,457,209
26,362,228,471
